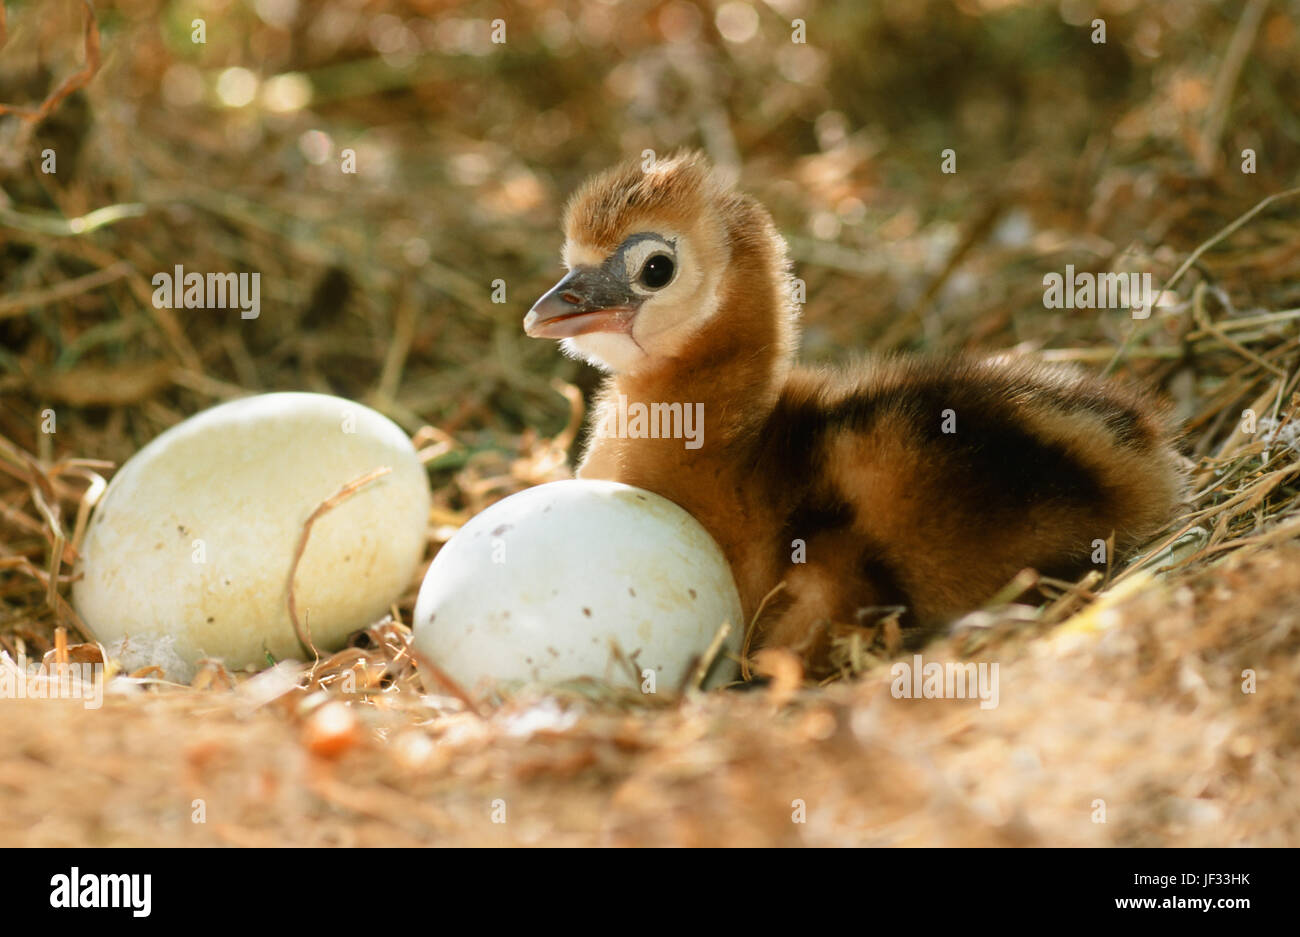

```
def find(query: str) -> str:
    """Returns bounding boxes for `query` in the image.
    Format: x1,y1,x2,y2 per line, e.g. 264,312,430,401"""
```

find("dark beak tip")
522,302,546,330
523,267,636,339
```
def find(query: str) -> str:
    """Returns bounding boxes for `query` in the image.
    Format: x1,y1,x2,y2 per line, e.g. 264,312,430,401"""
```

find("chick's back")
754,355,1185,634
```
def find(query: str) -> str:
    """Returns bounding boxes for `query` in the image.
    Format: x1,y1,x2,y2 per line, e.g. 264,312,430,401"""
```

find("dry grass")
2,0,1299,846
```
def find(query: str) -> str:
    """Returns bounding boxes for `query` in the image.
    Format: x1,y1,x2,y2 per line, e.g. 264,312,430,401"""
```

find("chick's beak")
524,266,639,339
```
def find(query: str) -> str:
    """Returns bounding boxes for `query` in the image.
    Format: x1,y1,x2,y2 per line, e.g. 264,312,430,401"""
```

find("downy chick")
525,152,1184,666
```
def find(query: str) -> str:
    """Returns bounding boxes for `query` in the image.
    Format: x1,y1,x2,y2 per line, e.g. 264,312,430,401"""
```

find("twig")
53,465,107,555
0,261,133,320
1199,0,1271,175
1040,570,1103,624
1190,282,1286,378
406,644,482,718
370,286,416,408
740,581,786,681
1157,187,1300,297
0,1,101,128
688,620,731,692
1185,307,1300,339
286,466,393,661
981,568,1039,608
0,204,147,238
1105,186,1300,376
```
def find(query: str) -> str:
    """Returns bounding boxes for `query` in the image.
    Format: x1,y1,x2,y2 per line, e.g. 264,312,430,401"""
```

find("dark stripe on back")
780,493,854,545
857,544,913,624
820,371,1108,508
756,384,828,482
763,364,1130,519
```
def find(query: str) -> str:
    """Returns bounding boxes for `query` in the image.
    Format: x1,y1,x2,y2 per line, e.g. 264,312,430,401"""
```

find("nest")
1,0,1299,846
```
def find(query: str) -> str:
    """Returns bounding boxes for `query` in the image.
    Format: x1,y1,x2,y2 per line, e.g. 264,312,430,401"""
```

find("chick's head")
526,151,764,374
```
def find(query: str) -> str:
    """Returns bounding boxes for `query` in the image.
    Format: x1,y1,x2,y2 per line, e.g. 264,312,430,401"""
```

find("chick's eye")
638,254,675,289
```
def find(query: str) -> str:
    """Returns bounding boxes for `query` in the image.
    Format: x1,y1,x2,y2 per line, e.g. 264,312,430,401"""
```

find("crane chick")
525,152,1184,669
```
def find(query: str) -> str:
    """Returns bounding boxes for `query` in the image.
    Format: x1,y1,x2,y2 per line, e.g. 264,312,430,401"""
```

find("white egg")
73,392,430,680
411,479,743,691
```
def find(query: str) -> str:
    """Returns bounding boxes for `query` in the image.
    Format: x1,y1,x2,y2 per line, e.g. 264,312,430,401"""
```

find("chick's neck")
578,231,797,611
588,222,793,463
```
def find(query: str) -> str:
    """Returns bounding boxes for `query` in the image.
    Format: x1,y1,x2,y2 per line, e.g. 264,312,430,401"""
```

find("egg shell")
411,479,743,691
73,392,430,680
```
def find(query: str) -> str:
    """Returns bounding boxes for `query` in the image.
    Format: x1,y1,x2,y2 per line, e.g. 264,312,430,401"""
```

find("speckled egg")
73,392,430,680
411,479,742,691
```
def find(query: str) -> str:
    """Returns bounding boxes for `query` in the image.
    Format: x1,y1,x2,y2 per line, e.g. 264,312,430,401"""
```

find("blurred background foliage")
1,0,1297,482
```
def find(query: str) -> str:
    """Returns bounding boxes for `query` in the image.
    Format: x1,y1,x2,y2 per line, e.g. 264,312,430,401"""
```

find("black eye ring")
638,254,675,289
